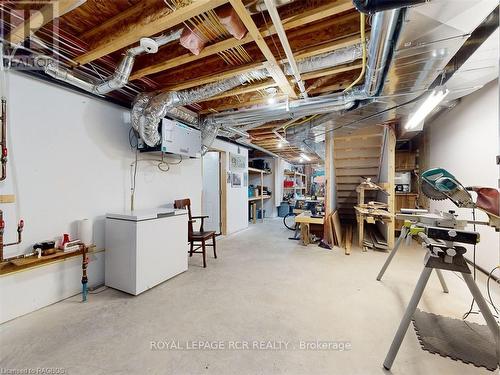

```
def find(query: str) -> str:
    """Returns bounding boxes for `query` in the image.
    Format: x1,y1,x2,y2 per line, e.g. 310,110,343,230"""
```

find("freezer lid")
106,208,186,221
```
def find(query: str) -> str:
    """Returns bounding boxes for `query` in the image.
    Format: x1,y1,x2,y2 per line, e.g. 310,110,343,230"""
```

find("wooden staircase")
334,126,386,223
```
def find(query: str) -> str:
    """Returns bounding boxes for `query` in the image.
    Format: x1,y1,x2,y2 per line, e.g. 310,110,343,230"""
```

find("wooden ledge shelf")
248,195,271,201
248,167,271,174
0,245,99,277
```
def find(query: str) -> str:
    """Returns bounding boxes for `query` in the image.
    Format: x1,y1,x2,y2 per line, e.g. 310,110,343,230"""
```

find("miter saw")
421,167,500,229
379,167,500,370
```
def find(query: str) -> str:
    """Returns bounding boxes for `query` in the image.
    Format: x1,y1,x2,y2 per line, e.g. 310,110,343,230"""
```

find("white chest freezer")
105,208,188,295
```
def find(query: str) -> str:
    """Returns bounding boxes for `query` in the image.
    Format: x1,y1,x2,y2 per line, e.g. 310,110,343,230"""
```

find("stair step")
336,175,376,184
334,149,381,159
334,137,383,149
335,167,379,176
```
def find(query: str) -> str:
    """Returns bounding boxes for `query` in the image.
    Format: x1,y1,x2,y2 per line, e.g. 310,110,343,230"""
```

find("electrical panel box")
161,118,201,158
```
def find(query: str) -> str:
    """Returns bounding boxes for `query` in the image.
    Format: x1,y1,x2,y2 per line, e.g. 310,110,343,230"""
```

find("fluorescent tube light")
300,153,311,161
405,88,449,130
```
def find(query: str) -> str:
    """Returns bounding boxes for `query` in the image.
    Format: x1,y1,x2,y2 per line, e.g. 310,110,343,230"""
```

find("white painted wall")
0,72,202,323
426,79,499,272
212,139,248,234
201,151,221,232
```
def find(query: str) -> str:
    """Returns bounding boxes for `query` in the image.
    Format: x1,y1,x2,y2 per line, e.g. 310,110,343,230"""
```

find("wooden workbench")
295,212,324,246
354,206,393,247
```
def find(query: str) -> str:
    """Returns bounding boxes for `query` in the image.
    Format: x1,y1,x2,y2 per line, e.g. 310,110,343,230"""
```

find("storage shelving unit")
395,149,420,230
283,170,307,198
248,167,271,224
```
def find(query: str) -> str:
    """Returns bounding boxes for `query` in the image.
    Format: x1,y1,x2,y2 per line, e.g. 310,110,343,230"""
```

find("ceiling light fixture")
300,153,311,162
405,87,449,130
267,96,277,105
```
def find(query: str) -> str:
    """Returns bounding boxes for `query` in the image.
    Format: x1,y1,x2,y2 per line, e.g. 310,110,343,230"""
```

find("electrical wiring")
487,266,500,316
344,12,367,92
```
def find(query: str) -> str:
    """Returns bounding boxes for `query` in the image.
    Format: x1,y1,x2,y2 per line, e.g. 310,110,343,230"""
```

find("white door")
202,151,221,233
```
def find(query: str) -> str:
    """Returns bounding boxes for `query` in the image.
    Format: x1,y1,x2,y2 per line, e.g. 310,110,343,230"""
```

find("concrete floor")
0,218,498,375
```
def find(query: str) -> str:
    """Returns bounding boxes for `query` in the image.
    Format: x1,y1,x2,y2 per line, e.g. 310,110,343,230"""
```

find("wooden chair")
174,198,217,268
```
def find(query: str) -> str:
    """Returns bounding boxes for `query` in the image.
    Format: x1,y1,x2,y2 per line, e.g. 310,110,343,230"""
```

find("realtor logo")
0,0,61,71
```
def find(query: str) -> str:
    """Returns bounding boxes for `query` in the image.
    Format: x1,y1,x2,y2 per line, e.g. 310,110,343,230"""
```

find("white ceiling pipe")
263,0,308,98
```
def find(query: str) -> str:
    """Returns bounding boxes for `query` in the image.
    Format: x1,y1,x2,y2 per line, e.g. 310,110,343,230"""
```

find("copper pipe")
0,208,25,262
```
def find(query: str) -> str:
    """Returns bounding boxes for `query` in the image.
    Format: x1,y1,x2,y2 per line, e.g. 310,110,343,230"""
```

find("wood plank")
229,0,296,98
131,0,354,80
7,0,83,44
334,148,381,159
294,34,365,61
335,159,380,168
334,137,383,149
344,225,352,255
201,94,287,113
0,194,15,203
0,246,97,276
197,79,276,102
301,63,362,81
79,0,158,42
331,211,342,246
275,0,354,32
74,0,228,66
166,62,264,91
335,167,379,176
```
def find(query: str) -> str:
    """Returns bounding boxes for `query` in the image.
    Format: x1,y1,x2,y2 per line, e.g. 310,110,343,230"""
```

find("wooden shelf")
248,167,270,174
396,193,418,196
248,195,271,201
0,245,98,277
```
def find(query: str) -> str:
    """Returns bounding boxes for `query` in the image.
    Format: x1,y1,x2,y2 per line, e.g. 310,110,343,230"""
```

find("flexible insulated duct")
40,29,182,96
132,41,363,149
284,44,363,76
205,9,402,128
132,70,267,147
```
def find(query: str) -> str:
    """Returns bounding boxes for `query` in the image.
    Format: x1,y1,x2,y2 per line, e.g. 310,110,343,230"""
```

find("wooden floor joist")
130,0,354,81
74,0,228,66
229,0,296,98
7,0,84,45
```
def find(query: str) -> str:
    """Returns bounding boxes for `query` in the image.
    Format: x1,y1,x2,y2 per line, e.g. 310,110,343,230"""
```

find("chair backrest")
174,198,194,239
174,198,192,220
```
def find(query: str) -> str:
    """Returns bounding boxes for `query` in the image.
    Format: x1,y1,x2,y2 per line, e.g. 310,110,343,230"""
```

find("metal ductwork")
205,9,403,129
283,44,363,76
131,70,267,148
40,29,182,96
353,0,427,14
130,40,364,150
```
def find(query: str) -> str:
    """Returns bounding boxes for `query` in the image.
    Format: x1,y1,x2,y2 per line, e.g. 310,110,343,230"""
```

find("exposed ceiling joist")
78,0,158,42
228,0,296,98
74,0,228,66
201,94,287,113
293,33,367,61
165,62,264,91
130,0,354,81
197,79,276,102
301,62,363,81
7,0,83,45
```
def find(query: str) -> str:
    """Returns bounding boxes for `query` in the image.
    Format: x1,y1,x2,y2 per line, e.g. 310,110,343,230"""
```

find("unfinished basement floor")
0,218,498,375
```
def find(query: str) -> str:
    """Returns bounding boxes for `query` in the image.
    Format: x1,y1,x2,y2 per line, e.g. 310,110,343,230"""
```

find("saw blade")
421,180,447,200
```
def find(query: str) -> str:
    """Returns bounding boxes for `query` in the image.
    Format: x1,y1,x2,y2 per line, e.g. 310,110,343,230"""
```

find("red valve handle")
0,219,4,229
1,147,7,157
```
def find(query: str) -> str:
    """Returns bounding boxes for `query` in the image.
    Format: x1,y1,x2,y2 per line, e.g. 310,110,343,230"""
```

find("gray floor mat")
412,309,499,371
